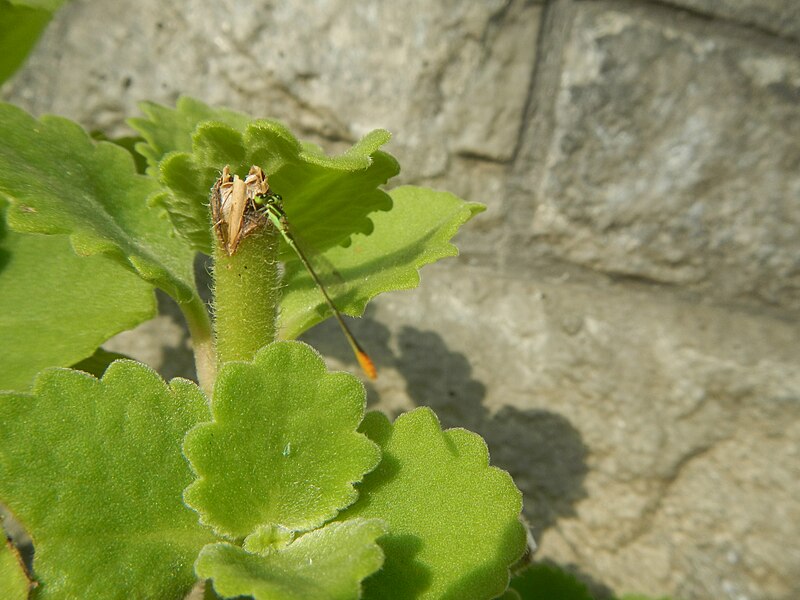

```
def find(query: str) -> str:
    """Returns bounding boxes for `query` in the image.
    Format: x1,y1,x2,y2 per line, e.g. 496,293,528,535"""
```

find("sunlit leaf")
89,131,148,174
342,408,526,600
9,0,65,10
0,103,196,301
183,341,380,539
278,185,485,339
197,518,387,600
0,361,215,599
0,199,155,391
129,96,250,176
0,538,31,600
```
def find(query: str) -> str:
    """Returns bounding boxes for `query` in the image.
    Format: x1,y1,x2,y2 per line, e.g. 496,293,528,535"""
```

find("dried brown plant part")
244,165,269,197
225,176,248,253
211,165,275,255
211,165,233,251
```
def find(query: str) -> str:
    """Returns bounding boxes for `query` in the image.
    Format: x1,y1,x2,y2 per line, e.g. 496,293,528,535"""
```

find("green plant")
0,13,680,600
0,97,529,599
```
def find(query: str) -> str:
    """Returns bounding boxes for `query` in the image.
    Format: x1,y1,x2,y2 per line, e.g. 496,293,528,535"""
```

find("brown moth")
211,165,273,255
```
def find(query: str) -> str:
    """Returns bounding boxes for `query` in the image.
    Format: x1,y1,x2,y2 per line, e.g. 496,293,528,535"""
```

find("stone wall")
4,1,798,598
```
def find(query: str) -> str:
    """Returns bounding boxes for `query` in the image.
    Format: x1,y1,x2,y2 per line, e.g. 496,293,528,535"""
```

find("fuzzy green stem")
213,226,281,366
180,293,216,398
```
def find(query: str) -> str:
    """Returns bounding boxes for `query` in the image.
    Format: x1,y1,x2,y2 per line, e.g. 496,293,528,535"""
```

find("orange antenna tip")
356,350,378,380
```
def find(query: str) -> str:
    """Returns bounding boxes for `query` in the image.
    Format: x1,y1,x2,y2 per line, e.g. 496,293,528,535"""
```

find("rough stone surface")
515,3,800,312
2,1,800,599
664,0,800,41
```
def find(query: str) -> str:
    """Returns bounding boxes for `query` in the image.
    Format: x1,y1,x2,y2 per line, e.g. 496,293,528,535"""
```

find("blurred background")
3,1,799,598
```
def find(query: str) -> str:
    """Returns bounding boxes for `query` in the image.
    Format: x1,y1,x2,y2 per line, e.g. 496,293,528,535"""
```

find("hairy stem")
212,226,281,366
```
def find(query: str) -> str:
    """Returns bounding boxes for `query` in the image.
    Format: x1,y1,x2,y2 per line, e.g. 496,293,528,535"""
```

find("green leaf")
128,98,253,251
242,524,295,555
136,97,397,255
183,341,381,539
9,0,66,10
508,563,593,600
89,131,149,174
0,538,31,600
278,185,485,339
0,1,53,86
0,200,155,391
0,103,197,301
342,408,526,600
262,127,397,260
129,97,250,175
197,518,387,600
0,361,216,599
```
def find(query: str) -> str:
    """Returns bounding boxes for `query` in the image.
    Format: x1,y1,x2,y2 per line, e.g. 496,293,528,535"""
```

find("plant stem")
180,293,216,398
212,226,281,366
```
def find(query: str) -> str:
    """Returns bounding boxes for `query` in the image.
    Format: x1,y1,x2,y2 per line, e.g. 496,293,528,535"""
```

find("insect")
211,165,377,380
211,165,270,256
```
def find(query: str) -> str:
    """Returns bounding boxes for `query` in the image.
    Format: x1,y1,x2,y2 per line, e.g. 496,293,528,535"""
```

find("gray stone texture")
3,1,799,599
515,2,800,312
664,0,800,42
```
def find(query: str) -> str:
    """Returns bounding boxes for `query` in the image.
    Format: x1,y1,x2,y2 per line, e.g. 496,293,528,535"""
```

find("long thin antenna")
264,201,377,380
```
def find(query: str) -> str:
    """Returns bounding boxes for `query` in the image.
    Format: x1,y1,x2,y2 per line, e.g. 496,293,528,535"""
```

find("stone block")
516,4,800,312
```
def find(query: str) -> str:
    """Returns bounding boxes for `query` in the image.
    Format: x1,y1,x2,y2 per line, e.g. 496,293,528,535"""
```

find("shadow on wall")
392,325,621,598
392,326,590,543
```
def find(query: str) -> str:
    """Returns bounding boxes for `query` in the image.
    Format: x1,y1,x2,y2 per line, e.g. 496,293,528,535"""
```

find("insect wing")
225,176,249,254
